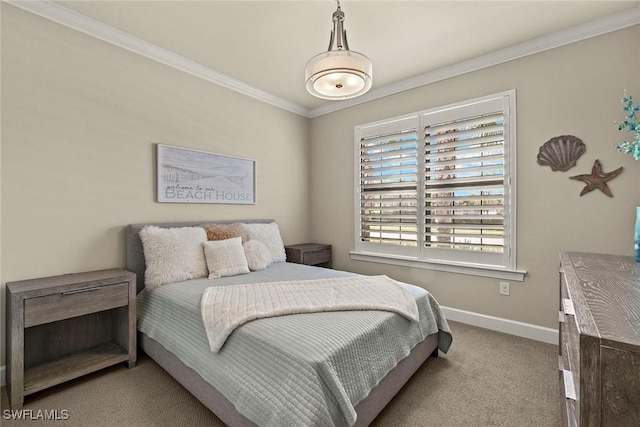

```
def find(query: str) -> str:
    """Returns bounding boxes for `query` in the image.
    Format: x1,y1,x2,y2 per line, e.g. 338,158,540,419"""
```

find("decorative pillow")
139,226,208,289
243,239,272,271
204,223,249,242
203,237,250,279
241,222,287,263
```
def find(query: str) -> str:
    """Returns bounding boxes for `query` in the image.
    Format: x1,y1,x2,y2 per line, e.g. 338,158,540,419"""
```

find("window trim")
353,90,525,279
349,251,526,282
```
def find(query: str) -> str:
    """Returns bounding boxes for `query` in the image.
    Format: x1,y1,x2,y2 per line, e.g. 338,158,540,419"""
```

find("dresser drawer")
559,370,579,427
561,301,581,400
24,282,129,327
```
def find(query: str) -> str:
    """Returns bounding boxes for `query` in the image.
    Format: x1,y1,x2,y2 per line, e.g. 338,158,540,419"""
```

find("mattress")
137,262,451,426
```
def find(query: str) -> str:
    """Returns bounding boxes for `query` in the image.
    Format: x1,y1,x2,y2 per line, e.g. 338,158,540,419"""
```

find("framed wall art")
156,144,256,204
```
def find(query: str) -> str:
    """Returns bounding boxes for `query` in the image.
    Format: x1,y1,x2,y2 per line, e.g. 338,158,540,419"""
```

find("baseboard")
1,365,5,387
441,306,559,345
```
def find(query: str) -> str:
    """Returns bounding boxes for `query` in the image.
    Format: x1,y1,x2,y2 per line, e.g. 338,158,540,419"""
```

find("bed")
126,219,452,426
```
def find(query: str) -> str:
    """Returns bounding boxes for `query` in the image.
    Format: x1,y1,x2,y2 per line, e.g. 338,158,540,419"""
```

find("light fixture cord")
327,0,349,52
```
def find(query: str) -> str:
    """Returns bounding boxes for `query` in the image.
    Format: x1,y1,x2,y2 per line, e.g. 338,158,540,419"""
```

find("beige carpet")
1,321,561,426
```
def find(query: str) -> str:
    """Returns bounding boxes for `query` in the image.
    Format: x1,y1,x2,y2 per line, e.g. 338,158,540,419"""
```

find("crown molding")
4,0,311,118
308,5,640,118
5,1,639,119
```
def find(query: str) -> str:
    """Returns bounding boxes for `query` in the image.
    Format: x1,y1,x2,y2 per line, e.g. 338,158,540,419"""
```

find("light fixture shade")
305,50,372,100
305,1,372,100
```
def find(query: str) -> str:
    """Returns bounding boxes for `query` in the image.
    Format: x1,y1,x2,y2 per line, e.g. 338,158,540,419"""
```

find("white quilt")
201,275,420,352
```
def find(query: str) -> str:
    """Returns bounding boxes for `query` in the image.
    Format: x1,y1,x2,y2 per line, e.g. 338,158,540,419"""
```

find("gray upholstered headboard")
126,219,275,293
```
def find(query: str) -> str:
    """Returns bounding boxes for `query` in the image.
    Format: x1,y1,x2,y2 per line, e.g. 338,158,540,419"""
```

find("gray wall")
0,5,311,368
309,25,640,330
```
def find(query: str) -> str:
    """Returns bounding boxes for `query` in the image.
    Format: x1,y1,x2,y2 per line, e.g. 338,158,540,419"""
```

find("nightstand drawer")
304,249,331,265
285,243,332,267
24,282,129,327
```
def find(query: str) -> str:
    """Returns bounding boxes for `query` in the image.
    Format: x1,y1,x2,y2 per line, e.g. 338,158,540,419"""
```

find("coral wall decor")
615,93,640,160
537,135,586,171
569,159,623,197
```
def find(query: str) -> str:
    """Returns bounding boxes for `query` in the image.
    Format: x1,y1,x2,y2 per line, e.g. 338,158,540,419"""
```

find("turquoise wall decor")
616,93,640,160
635,207,640,262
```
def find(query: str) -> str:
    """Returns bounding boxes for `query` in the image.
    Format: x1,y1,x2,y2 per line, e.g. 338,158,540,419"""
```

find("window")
354,91,520,278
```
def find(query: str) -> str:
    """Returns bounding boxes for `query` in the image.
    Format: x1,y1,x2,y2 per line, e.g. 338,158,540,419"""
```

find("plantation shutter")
354,91,515,270
357,116,419,254
422,99,506,256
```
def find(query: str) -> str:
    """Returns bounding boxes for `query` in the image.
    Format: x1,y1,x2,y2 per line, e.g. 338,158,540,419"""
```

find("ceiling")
51,1,640,113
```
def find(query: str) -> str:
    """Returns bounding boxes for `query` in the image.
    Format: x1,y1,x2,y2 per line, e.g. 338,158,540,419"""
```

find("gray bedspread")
137,262,452,427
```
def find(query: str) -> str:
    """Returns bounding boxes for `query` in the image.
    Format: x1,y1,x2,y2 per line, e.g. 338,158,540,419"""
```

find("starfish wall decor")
569,159,623,197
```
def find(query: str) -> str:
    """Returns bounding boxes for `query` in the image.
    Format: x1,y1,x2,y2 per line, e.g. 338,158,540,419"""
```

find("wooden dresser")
559,252,640,426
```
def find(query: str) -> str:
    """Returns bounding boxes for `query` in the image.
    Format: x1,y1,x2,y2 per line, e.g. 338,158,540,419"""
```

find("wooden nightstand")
6,269,136,408
285,243,332,268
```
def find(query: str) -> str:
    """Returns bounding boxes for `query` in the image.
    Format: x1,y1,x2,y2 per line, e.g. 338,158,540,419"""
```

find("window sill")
349,251,527,282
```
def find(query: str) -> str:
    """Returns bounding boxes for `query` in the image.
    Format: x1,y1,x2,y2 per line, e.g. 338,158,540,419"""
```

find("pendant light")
305,0,372,100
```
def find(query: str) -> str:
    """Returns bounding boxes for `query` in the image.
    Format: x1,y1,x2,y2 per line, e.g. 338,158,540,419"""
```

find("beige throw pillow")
243,240,272,271
203,237,250,279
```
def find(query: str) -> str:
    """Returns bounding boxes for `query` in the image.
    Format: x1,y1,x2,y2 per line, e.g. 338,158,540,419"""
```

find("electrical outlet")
499,281,510,296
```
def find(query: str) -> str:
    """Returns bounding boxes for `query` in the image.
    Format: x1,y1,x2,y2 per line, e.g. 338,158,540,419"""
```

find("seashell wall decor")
537,135,586,172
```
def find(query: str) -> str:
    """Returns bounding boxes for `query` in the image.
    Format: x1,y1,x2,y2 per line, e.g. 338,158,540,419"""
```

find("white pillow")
203,237,250,279
243,240,272,271
139,226,208,289
241,223,286,263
